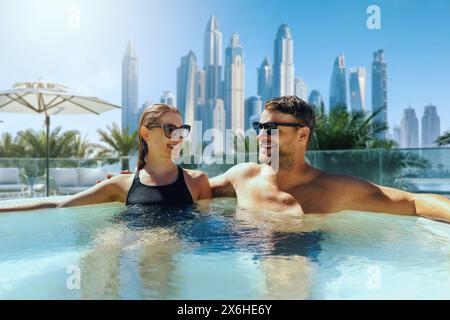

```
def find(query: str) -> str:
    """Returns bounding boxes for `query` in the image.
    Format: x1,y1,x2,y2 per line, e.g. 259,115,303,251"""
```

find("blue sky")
0,0,449,143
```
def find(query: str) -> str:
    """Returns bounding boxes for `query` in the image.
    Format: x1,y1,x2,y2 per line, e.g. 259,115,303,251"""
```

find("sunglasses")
146,124,191,139
252,122,306,135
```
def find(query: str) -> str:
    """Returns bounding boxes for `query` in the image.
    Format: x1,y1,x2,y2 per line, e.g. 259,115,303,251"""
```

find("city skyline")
1,0,449,144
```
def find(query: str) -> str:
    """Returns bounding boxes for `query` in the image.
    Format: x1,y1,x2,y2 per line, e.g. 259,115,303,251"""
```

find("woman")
0,103,212,212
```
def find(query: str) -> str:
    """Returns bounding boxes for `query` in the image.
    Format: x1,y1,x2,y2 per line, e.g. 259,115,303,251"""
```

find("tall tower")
421,104,441,147
349,67,366,112
294,77,308,101
257,57,272,104
177,51,197,126
400,106,419,148
372,49,388,139
272,24,294,97
224,33,245,131
204,15,223,101
308,90,324,114
122,41,139,134
329,54,347,111
245,96,263,131
160,91,176,107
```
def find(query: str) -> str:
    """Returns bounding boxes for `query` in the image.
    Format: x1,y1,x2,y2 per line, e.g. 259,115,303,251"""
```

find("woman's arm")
0,176,126,213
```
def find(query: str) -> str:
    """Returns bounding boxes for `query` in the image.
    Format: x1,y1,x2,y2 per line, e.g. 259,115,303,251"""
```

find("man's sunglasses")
146,124,191,139
252,122,306,135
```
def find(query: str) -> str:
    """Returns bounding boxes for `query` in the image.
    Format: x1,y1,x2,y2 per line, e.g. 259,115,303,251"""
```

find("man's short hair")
264,95,315,143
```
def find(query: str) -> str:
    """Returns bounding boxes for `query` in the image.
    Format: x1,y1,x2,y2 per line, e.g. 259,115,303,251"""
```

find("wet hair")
137,103,180,170
264,95,315,144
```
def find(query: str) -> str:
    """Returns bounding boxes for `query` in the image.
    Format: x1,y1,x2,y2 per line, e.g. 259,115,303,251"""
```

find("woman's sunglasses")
146,124,191,139
252,122,306,135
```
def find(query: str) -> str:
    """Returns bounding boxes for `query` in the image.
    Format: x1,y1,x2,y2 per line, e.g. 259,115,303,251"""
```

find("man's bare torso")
227,163,351,215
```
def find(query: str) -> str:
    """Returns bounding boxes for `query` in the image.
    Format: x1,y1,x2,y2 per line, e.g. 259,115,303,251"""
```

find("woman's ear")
140,126,150,142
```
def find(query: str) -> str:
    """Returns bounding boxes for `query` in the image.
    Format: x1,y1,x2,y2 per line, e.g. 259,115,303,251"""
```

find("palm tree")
15,127,84,177
309,105,392,150
97,123,138,170
0,132,25,157
436,131,450,146
16,127,80,158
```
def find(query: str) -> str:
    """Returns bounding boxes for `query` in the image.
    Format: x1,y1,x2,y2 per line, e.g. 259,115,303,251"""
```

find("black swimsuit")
125,166,194,206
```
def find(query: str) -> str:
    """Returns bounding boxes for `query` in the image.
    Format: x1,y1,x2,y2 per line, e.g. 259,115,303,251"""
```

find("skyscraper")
400,106,419,148
203,16,224,131
195,69,205,107
272,24,294,97
329,54,347,111
245,96,263,131
294,77,308,101
421,104,441,147
177,51,197,126
372,49,388,139
349,67,366,113
122,41,139,134
212,99,225,134
257,57,272,103
308,90,324,114
224,33,245,131
393,125,401,147
160,91,176,107
204,16,222,101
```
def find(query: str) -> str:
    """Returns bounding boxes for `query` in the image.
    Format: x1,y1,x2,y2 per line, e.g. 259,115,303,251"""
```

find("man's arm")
341,176,450,223
209,172,237,197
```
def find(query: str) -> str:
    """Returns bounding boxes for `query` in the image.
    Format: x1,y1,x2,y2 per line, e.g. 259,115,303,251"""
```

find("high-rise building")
195,69,205,107
400,106,419,148
393,125,401,147
245,96,263,131
421,104,441,147
224,33,245,131
294,77,308,101
308,90,324,114
272,24,294,97
257,57,272,103
204,16,222,101
177,51,197,126
160,91,176,107
329,54,347,111
212,99,225,134
349,67,366,113
372,49,388,139
308,90,324,109
122,41,139,135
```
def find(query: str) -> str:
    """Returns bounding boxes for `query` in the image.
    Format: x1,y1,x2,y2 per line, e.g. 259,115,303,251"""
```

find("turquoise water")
1,199,450,299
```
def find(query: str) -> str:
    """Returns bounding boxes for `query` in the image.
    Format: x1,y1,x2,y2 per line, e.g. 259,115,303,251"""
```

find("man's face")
257,110,305,168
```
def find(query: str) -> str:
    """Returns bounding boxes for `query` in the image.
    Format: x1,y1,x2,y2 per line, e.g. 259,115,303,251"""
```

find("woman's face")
142,112,184,160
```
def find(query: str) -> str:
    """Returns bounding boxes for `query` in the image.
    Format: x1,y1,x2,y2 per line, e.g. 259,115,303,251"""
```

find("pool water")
0,198,450,299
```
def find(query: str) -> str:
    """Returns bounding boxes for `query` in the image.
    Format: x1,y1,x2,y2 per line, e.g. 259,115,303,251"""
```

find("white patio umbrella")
0,79,121,196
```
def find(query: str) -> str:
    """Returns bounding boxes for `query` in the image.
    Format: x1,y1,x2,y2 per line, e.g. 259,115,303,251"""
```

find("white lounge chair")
50,168,107,195
77,168,107,188
0,168,29,196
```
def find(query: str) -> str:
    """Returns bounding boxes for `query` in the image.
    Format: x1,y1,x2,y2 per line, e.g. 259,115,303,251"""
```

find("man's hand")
96,170,132,184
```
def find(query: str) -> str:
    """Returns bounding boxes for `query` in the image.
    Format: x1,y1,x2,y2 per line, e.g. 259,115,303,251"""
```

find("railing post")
379,149,383,185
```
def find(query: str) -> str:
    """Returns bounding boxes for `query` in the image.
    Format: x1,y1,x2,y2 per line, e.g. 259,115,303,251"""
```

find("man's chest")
235,176,340,214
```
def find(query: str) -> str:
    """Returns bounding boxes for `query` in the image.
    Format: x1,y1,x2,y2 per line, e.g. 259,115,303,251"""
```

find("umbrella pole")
45,115,50,197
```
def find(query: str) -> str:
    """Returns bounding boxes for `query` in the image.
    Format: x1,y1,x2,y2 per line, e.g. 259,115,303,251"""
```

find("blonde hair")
137,103,180,170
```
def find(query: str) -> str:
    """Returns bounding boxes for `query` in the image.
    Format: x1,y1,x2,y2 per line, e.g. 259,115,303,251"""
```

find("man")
210,96,450,223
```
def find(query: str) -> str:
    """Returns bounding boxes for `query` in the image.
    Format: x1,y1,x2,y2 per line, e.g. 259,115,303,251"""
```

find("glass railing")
1,147,449,199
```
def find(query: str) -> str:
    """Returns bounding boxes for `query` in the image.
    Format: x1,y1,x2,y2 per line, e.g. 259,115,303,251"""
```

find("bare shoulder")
104,173,135,191
317,172,414,200
317,172,379,194
182,168,209,182
226,162,261,180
